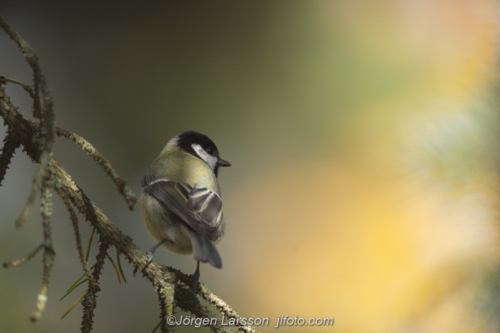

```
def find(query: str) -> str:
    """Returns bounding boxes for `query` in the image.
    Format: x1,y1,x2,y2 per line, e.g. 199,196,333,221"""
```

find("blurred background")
0,1,499,332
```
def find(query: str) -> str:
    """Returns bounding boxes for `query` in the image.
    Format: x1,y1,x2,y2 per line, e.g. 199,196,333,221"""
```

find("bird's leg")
133,239,166,275
192,260,200,293
145,239,167,266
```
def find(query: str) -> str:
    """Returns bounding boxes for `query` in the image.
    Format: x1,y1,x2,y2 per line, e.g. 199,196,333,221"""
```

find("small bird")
140,130,230,292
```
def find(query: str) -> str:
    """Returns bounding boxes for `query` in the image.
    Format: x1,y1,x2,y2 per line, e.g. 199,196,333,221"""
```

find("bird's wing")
142,176,223,238
186,187,223,227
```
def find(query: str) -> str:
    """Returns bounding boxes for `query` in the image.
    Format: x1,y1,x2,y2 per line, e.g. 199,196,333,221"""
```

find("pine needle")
60,290,88,320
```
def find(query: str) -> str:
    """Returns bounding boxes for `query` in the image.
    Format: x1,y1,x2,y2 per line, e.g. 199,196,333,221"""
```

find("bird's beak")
218,158,231,167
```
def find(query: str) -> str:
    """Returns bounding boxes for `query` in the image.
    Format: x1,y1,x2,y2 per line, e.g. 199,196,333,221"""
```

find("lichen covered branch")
57,127,136,209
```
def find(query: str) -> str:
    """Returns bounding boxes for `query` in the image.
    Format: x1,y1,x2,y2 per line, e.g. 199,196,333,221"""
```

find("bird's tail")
188,229,223,269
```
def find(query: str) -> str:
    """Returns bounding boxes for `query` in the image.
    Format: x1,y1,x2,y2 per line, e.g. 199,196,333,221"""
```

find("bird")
139,130,230,292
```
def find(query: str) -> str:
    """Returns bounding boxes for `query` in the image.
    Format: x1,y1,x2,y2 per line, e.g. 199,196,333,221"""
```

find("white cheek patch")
192,143,218,170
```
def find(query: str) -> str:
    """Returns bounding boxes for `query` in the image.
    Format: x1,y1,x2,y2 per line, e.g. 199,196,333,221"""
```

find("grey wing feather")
187,187,223,227
142,177,223,239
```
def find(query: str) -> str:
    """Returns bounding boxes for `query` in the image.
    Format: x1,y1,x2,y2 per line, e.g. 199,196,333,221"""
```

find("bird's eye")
206,148,214,155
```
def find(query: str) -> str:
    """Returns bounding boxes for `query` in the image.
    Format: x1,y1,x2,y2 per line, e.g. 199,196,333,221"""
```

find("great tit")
140,130,231,291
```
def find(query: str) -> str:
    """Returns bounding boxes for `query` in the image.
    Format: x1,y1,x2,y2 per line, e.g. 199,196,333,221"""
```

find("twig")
57,186,96,288
0,13,54,125
57,127,137,210
0,130,20,186
0,76,35,97
81,239,108,333
157,282,175,333
3,243,44,268
174,284,235,333
31,162,56,322
200,287,256,333
86,227,95,262
15,179,38,228
0,12,56,234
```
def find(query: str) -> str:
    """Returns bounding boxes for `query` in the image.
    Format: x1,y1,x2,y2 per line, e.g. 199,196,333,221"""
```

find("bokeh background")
1,1,500,332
